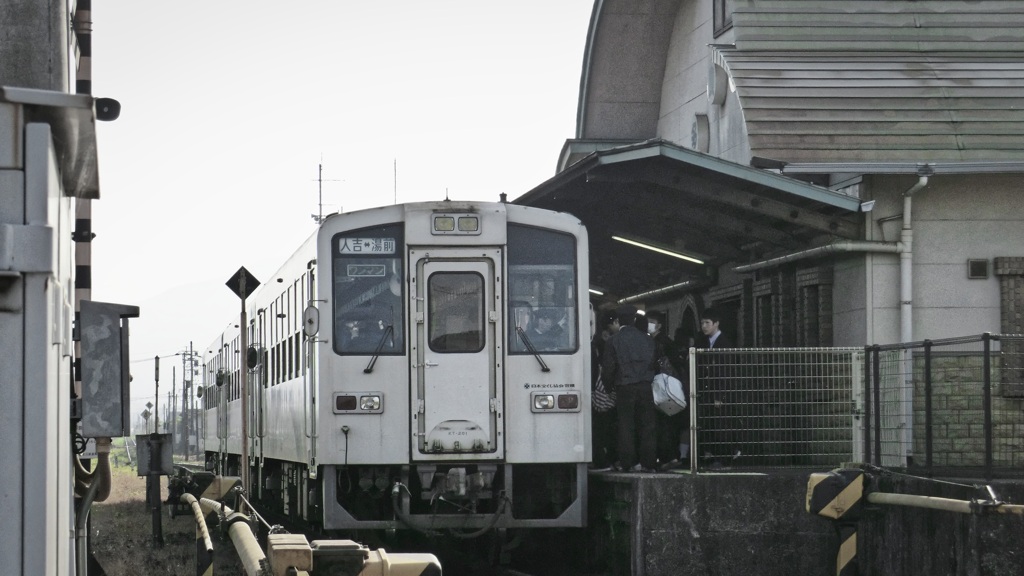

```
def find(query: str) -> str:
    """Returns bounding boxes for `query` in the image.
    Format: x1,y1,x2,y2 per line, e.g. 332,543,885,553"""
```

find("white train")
200,200,591,535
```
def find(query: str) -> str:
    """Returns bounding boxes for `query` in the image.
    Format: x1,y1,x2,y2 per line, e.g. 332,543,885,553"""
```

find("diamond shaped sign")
226,266,260,300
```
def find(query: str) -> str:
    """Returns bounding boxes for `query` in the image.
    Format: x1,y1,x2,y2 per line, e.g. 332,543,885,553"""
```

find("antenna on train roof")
313,163,324,224
313,160,343,224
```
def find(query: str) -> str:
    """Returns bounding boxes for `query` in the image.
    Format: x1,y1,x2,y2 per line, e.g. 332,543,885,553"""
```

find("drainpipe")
900,175,929,345
899,175,928,467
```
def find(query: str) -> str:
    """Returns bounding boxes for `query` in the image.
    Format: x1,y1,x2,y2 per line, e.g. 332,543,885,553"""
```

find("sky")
89,1,594,419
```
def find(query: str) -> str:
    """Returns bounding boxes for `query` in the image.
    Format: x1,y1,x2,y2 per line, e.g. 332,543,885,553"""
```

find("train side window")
427,272,485,353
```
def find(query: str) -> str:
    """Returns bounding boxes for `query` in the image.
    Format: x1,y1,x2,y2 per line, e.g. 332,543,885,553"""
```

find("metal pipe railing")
181,493,215,576
199,498,267,576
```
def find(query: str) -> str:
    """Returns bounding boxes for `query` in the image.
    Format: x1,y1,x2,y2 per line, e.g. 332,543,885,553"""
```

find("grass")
90,453,246,575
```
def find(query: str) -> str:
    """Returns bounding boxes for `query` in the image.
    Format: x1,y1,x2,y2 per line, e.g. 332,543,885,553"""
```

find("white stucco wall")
838,174,1020,346
657,1,750,164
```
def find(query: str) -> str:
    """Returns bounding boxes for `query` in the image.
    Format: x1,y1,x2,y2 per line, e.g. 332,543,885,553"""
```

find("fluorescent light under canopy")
611,235,705,265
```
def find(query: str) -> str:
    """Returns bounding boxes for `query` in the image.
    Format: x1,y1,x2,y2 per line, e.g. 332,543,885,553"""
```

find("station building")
513,3,1024,575
516,0,1024,349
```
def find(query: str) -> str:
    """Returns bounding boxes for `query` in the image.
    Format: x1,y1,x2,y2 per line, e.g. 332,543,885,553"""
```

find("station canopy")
513,139,862,304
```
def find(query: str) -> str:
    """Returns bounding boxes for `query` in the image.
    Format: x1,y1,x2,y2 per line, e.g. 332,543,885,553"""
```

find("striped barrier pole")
806,468,865,576
807,468,1024,576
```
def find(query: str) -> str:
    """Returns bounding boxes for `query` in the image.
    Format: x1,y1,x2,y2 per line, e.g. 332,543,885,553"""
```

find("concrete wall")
0,0,72,91
584,472,1024,576
657,1,751,165
581,0,679,140
858,174,1024,345
587,472,836,576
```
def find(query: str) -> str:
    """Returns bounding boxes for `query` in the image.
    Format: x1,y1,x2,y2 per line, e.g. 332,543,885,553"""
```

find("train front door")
411,249,503,460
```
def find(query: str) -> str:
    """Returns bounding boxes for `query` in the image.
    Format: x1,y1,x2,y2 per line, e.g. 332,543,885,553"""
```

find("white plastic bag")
652,373,687,416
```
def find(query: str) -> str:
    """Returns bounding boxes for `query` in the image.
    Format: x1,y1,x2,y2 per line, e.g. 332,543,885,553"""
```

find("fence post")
982,332,993,480
863,346,872,465
923,339,933,474
871,345,882,466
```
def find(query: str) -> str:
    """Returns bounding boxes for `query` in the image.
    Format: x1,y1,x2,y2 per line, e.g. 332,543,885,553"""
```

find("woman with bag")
590,310,619,470
647,312,688,471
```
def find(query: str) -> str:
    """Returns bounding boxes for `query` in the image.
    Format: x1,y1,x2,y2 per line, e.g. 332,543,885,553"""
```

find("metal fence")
688,347,864,471
865,333,1024,479
687,334,1024,479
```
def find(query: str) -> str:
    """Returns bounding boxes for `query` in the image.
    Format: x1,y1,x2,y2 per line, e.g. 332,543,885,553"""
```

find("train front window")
332,224,405,355
507,224,577,354
428,272,485,353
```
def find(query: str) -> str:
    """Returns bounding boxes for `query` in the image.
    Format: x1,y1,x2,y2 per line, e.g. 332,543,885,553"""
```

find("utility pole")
154,356,160,433
171,365,177,455
183,343,190,459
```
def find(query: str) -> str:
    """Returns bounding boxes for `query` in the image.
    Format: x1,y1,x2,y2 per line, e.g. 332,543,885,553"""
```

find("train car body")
202,200,591,533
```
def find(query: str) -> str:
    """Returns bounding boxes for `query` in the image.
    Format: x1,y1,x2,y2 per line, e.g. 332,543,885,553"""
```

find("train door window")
427,272,485,352
332,223,405,355
507,224,578,354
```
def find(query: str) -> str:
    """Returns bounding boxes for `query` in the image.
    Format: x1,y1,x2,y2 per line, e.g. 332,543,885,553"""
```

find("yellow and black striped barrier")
806,468,864,521
806,468,864,576
807,467,1024,576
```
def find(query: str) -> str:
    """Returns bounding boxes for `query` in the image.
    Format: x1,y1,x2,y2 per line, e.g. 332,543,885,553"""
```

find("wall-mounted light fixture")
611,235,705,265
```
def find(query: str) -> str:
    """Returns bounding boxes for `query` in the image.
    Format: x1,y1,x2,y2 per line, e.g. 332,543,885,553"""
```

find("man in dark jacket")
602,304,658,472
695,308,739,468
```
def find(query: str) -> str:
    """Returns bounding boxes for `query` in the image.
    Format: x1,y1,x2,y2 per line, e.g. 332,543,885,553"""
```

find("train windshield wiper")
363,324,395,373
516,326,550,372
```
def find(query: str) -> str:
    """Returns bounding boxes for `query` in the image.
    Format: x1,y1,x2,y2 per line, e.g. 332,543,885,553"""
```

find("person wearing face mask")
646,312,687,470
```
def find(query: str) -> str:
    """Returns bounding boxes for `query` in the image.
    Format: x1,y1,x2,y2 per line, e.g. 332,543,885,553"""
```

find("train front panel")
315,201,590,531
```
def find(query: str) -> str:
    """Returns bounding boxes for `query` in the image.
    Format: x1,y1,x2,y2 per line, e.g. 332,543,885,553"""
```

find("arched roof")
575,0,678,141
575,0,1024,165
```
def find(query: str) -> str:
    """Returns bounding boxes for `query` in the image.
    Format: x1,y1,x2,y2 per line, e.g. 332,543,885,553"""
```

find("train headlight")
533,395,555,410
336,395,358,411
530,390,582,413
333,392,384,414
557,393,579,410
360,395,381,411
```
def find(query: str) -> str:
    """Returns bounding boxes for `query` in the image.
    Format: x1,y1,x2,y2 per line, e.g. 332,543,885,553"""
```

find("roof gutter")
732,240,900,273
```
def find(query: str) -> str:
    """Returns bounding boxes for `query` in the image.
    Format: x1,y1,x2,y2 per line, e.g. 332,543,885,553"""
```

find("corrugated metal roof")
722,1,1024,164
731,1,1024,52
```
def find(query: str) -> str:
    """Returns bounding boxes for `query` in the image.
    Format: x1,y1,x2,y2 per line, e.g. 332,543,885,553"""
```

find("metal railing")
865,333,1024,480
688,347,864,471
686,335,1024,479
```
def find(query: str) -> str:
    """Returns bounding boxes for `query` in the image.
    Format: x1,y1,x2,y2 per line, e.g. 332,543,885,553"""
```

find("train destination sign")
338,237,396,254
